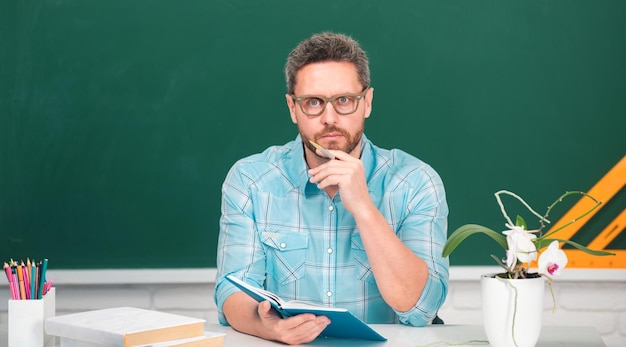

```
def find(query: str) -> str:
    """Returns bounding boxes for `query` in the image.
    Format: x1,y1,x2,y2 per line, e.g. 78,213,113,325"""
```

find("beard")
302,122,364,159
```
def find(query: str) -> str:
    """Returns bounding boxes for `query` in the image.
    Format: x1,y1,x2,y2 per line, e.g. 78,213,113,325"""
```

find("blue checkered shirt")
214,134,449,326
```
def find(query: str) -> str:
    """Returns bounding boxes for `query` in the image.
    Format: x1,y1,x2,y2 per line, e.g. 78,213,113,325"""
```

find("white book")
59,331,224,347
133,332,224,347
45,307,207,347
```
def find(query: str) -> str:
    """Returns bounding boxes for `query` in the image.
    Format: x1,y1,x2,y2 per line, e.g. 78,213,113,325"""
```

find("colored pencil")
3,262,18,300
38,258,48,299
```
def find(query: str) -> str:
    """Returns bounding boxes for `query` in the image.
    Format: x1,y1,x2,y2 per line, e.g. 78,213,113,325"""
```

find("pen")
38,258,48,299
45,279,53,295
3,262,18,300
309,140,335,160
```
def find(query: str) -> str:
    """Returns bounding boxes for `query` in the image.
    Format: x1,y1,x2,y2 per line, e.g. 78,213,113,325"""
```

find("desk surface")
207,324,605,347
0,323,605,347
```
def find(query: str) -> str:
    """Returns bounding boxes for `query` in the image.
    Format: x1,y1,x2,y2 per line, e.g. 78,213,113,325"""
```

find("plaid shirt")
215,134,448,326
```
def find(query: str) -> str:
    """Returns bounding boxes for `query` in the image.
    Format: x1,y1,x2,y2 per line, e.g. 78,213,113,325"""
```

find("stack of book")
45,307,224,347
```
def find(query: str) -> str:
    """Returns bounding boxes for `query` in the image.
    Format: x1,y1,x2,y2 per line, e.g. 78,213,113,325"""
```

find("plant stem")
495,190,550,227
541,191,602,238
498,277,520,347
546,277,557,313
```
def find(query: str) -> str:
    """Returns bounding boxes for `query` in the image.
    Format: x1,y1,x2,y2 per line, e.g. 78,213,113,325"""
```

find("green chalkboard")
2,1,625,269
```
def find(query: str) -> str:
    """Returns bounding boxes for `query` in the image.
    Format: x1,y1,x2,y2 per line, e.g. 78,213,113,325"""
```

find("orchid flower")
442,190,612,281
504,249,517,271
538,241,568,277
502,223,537,264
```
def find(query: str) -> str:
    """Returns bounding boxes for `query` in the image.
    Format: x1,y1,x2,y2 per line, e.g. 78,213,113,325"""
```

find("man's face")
285,61,373,165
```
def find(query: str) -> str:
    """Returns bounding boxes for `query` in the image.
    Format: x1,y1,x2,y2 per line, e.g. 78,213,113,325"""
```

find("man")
214,32,448,345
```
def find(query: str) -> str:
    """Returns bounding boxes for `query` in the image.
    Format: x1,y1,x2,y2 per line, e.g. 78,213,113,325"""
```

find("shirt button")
326,291,333,297
327,248,333,254
280,242,286,249
328,205,334,211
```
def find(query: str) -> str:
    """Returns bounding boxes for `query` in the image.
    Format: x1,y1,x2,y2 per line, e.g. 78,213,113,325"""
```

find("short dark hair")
285,32,370,94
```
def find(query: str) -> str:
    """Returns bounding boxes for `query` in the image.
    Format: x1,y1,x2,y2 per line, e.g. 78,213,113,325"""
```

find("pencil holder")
8,287,56,347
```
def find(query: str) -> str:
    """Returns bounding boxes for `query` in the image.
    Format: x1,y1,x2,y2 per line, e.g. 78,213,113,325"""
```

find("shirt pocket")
351,232,376,283
261,230,308,285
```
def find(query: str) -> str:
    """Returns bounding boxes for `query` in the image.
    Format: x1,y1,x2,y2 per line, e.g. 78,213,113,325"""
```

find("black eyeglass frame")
291,87,371,117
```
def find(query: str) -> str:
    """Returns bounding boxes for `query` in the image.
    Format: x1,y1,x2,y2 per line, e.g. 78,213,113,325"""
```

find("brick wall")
1,268,624,347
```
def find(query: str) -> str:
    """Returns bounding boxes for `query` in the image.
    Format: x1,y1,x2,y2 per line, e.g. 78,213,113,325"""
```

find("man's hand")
308,148,431,312
224,293,330,345
308,149,373,215
257,301,330,345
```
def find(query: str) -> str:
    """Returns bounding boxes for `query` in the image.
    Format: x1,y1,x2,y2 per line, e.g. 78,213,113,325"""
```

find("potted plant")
442,190,614,347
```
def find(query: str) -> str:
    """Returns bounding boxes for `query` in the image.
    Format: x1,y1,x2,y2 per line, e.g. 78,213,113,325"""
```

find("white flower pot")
481,273,545,347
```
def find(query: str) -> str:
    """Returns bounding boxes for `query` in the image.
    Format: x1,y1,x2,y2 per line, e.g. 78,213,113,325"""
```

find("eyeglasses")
291,87,370,117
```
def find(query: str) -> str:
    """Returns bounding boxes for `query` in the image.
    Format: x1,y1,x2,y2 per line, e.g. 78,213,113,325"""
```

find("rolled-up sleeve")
394,165,449,326
213,162,266,325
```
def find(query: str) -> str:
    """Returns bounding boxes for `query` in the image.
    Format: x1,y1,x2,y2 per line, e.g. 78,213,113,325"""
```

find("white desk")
205,324,606,347
0,323,605,347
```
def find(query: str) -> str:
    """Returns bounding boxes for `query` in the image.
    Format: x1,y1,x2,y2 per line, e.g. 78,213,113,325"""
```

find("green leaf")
442,224,508,258
533,237,553,250
490,254,511,273
541,238,616,256
516,215,527,229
